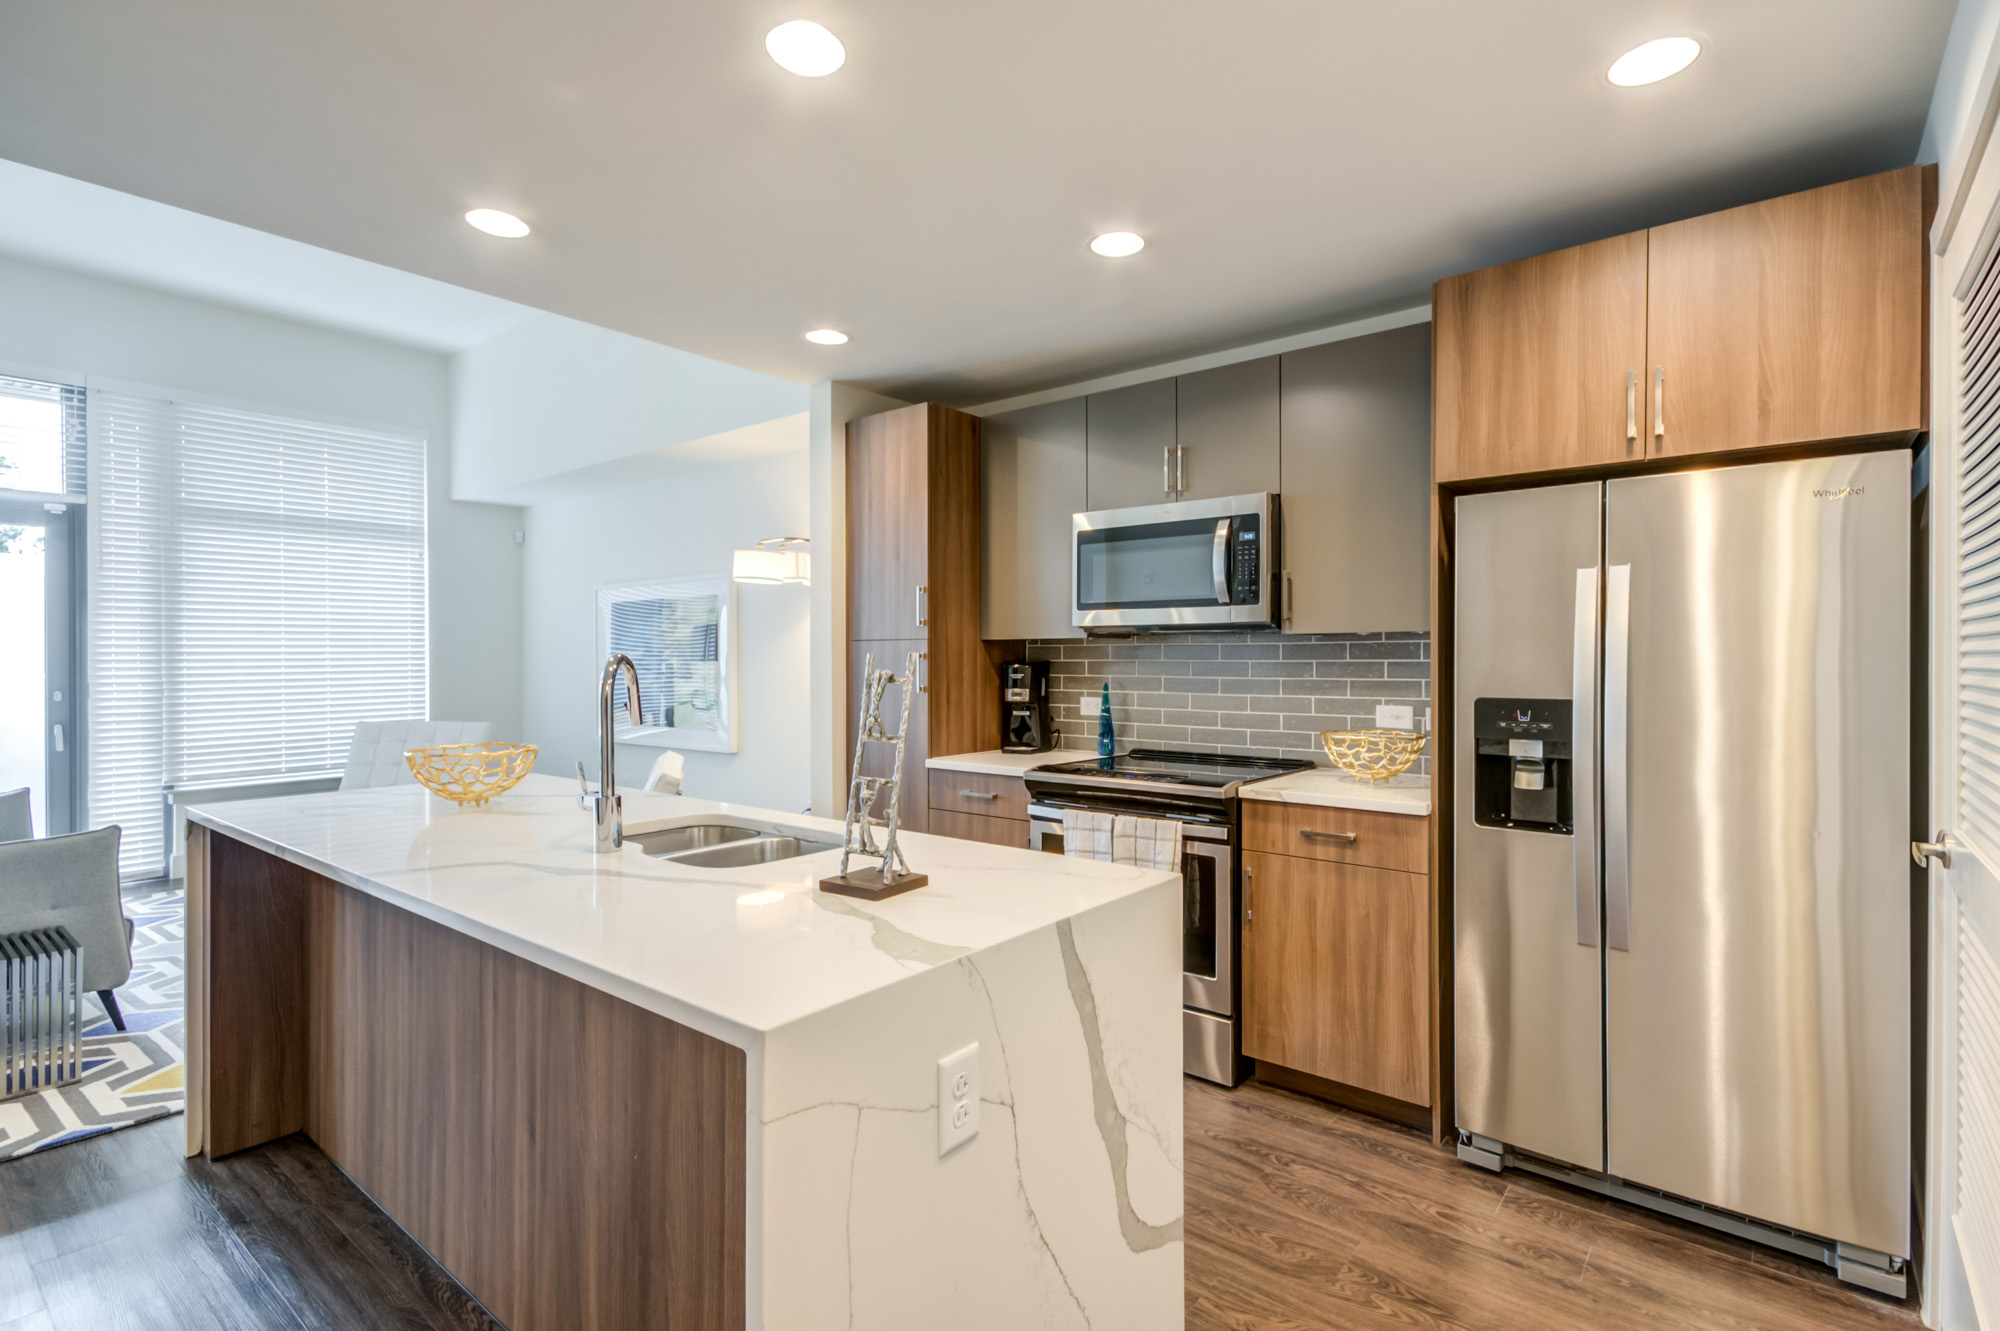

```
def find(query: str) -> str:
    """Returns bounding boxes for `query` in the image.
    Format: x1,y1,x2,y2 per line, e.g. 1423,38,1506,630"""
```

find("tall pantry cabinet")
846,403,1009,833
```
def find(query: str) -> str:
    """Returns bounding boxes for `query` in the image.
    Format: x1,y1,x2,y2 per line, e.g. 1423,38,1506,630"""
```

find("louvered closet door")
1935,181,2000,1328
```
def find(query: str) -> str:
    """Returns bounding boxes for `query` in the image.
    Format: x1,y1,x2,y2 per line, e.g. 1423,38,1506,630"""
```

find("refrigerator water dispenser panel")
1472,698,1574,834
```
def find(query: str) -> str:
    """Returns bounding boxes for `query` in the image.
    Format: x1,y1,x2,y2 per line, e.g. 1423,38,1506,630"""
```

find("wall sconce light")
732,536,810,585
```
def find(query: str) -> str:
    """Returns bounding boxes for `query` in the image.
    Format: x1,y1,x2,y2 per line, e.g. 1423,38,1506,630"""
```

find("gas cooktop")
1028,748,1313,792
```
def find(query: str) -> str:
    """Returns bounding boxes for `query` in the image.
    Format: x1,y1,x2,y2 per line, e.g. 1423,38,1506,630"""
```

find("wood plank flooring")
0,1116,500,1331
4,1075,1925,1328
1187,1077,1922,1330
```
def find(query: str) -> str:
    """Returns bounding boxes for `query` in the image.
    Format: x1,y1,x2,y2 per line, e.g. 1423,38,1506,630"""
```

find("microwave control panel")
1229,516,1262,604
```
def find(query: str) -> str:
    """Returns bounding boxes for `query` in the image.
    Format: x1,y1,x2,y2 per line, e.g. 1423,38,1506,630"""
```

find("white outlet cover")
938,1042,980,1157
1377,704,1414,730
1080,692,1102,717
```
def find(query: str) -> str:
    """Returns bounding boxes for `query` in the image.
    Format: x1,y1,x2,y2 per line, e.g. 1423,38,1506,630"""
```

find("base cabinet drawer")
928,770,1029,822
1242,800,1428,873
928,809,1029,849
1242,851,1429,1105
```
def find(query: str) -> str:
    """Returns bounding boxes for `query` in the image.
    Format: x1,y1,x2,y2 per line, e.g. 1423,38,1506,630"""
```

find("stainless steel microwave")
1072,492,1279,630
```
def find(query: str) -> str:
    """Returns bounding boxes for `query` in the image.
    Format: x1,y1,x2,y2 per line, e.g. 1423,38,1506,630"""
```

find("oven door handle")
1212,519,1231,605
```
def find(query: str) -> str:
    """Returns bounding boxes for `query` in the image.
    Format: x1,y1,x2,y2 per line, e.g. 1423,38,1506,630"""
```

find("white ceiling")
0,1,1957,403
0,158,536,355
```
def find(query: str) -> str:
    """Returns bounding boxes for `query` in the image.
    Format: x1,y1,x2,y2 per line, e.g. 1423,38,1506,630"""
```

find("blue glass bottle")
1097,681,1115,759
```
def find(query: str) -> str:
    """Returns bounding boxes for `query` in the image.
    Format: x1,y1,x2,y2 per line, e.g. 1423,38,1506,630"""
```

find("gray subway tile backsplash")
1025,630,1432,775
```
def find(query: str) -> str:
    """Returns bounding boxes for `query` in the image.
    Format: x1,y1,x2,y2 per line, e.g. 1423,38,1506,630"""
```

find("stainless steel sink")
668,835,839,869
626,823,763,858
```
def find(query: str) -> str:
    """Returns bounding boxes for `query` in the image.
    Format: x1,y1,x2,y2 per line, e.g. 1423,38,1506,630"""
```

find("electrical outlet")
937,1043,980,1157
1377,704,1414,730
1080,692,1101,718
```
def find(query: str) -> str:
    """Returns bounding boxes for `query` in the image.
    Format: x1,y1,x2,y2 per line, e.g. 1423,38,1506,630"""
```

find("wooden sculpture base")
818,868,930,901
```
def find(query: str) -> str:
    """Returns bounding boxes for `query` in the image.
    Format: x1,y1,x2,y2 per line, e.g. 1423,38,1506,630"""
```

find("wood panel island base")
185,775,1184,1330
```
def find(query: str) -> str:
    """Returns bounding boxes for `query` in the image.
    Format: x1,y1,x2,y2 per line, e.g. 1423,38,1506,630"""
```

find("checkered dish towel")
1062,809,1183,871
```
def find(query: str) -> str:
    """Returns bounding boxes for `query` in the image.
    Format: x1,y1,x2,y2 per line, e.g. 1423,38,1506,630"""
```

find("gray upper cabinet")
1174,355,1280,501
1083,379,1175,511
981,398,1087,639
1279,324,1431,633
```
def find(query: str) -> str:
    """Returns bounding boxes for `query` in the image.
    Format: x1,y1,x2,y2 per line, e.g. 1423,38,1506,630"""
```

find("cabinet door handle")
915,584,928,629
960,789,999,800
1284,572,1293,628
1625,369,1638,442
1652,366,1665,446
1176,445,1187,494
1245,863,1253,923
1300,828,1358,844
1163,445,1173,497
918,652,929,693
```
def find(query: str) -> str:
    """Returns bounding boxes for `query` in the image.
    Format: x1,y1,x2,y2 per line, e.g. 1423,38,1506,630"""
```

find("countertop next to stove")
1239,768,1432,816
926,749,1064,777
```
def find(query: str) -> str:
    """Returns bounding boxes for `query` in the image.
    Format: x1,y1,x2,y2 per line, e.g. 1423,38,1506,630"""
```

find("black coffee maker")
1000,661,1055,753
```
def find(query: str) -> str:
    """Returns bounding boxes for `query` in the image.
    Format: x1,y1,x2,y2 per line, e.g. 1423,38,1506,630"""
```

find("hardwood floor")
0,1116,499,1331
1187,1077,1921,1330
3,1075,1924,1329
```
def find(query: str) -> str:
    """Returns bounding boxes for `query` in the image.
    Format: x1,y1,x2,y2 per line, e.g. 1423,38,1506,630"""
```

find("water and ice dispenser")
1471,698,1574,834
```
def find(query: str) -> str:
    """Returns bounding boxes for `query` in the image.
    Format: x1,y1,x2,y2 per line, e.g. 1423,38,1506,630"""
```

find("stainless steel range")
1023,748,1312,1084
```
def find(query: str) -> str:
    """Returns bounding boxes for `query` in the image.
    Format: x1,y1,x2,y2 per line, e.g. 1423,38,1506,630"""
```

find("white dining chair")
338,720,496,790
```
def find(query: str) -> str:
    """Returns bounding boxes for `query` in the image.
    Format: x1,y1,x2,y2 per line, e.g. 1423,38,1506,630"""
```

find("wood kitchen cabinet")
1279,326,1430,633
1084,378,1176,510
1433,165,1931,483
1243,849,1431,1105
846,403,1009,835
1174,355,1280,502
1432,230,1649,483
1647,165,1928,459
982,398,1086,639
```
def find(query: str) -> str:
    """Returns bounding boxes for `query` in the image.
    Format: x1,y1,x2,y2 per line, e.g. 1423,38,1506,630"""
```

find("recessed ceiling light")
804,328,849,345
766,21,846,77
1090,231,1146,258
463,208,531,238
1607,37,1701,87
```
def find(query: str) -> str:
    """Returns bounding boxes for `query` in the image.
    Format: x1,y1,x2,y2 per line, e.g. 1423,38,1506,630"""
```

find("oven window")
1077,518,1224,610
1183,847,1219,981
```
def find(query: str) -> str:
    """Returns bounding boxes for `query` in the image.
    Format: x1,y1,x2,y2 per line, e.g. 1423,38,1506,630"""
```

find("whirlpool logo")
1811,486,1865,500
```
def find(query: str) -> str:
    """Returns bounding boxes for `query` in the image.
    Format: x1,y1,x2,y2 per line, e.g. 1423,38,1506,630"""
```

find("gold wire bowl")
1319,729,1428,783
406,742,538,805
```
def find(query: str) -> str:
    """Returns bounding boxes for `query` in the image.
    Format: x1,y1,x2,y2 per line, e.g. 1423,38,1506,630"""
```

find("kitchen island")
184,774,1182,1330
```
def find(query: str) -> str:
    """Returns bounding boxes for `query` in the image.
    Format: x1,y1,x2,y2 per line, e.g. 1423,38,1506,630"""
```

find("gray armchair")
0,787,29,843
0,826,134,1030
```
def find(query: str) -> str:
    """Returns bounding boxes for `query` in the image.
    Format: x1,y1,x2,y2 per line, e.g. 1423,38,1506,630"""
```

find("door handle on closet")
1604,563,1632,951
1573,567,1599,948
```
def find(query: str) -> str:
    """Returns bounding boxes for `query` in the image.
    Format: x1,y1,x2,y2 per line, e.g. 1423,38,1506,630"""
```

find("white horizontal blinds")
1963,228,2000,853
87,393,172,876
87,389,427,876
607,592,719,728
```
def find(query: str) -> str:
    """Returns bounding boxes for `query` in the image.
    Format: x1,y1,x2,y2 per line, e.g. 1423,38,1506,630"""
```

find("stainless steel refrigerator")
1454,451,1911,1294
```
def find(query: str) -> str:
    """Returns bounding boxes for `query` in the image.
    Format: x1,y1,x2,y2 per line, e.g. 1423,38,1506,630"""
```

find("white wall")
452,312,808,504
522,434,812,812
0,250,523,736
1923,0,2000,168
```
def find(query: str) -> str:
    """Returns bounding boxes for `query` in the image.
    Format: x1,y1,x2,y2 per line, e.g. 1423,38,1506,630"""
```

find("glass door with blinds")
0,375,85,837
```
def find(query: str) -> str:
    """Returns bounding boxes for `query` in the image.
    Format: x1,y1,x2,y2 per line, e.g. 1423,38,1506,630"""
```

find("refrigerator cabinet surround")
1453,481,1607,1173
1453,451,1912,1275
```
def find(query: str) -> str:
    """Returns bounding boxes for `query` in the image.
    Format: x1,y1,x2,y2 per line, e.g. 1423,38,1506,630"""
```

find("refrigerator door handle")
1573,566,1600,947
1604,563,1632,951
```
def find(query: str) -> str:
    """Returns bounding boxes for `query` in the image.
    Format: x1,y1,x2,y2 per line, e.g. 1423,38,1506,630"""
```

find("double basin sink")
624,821,839,869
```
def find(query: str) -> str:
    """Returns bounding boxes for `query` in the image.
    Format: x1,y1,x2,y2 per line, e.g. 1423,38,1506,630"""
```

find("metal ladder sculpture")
820,650,929,900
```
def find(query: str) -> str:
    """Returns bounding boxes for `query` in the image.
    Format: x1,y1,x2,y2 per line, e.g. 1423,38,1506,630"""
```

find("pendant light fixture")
732,536,811,585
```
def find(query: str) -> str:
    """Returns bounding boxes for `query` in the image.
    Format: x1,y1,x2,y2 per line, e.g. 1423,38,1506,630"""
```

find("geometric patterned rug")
0,886,186,1159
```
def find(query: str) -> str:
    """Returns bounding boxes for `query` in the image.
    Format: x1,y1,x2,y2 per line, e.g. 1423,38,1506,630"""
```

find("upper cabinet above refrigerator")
1434,164,1932,484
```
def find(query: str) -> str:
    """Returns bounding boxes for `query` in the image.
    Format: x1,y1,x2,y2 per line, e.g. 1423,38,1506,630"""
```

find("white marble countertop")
186,773,1175,1049
1240,767,1432,816
924,749,1062,777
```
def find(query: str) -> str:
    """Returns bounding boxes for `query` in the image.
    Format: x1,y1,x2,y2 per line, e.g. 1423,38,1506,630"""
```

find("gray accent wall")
1025,630,1431,773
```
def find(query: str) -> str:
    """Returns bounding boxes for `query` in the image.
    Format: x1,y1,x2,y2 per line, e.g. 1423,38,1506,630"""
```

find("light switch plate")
1377,704,1414,730
938,1043,980,1157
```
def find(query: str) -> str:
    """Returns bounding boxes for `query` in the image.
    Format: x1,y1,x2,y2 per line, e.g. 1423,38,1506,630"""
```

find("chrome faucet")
584,653,642,852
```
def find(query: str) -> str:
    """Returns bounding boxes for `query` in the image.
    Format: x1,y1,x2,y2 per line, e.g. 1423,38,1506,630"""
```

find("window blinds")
88,389,427,876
